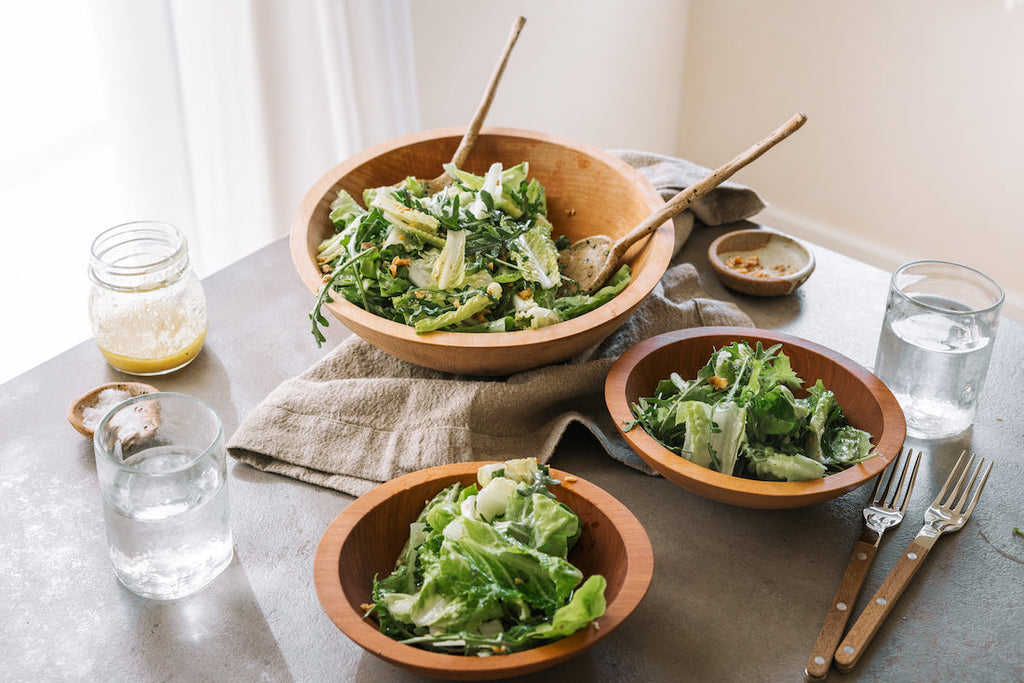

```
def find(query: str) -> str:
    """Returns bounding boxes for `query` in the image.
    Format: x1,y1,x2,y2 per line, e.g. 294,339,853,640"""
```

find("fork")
803,449,920,682
833,452,993,673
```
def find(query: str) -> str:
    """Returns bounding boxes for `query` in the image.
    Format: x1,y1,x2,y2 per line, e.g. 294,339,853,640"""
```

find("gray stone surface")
3,223,1022,681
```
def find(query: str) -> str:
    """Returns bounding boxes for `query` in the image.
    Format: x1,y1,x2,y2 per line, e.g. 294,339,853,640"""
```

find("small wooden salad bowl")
605,327,906,509
290,127,673,376
313,462,653,680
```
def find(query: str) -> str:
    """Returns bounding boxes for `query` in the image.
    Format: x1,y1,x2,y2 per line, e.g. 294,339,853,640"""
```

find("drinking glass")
874,260,1003,439
93,393,233,599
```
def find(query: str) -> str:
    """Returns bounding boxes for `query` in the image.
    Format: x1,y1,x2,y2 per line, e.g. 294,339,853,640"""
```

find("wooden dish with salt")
67,382,159,439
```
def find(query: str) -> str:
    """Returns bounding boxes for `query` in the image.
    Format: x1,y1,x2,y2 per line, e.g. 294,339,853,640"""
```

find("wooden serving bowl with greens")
313,461,653,680
605,327,906,509
290,127,672,376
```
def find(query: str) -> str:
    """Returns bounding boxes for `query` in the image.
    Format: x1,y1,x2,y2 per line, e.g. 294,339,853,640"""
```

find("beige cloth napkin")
227,152,762,496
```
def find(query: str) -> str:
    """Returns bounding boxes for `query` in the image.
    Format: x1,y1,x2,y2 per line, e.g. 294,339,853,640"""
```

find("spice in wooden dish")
725,254,796,278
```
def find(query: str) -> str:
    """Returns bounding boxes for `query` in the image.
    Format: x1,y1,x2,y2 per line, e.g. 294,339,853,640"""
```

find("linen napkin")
227,152,763,497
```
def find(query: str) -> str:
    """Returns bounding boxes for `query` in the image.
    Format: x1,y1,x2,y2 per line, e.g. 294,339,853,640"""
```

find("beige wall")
411,1,1024,319
409,0,690,153
678,0,1024,319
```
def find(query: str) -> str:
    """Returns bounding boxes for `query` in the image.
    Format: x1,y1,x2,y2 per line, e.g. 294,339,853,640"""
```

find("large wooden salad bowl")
313,462,653,680
605,327,907,509
290,127,672,376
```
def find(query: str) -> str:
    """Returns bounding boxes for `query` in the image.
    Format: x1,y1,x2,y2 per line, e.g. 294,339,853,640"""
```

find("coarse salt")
82,388,133,431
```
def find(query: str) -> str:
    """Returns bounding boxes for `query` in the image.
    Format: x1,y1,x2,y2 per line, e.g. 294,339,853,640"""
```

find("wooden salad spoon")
421,16,527,195
558,111,808,294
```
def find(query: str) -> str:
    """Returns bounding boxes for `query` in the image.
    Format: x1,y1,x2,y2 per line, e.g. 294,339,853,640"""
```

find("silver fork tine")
894,451,920,514
961,461,993,518
884,451,911,508
867,463,886,502
934,451,968,508
835,452,994,674
877,454,900,506
950,456,979,511
804,448,915,681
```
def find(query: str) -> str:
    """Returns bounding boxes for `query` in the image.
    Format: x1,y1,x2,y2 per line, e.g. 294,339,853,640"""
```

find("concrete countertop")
3,222,1022,681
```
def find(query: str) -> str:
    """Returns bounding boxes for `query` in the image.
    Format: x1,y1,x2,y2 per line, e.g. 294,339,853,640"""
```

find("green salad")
367,458,607,656
309,161,631,344
626,341,876,481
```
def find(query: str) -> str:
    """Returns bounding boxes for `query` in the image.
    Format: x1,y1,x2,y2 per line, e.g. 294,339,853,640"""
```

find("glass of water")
93,393,233,599
874,260,1003,439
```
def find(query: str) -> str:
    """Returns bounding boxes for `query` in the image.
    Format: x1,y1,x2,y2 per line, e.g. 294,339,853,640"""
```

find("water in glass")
103,446,232,599
875,291,998,439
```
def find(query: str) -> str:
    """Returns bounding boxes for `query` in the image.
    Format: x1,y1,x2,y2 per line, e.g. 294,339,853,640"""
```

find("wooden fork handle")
803,540,879,681
449,16,526,169
833,539,934,673
611,111,807,260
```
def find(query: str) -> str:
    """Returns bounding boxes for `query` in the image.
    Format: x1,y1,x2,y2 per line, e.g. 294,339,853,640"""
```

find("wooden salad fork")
421,16,526,195
833,451,993,673
803,448,920,682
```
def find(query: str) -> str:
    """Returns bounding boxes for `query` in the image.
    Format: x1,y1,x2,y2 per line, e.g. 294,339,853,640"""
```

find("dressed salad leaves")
367,458,607,656
626,341,876,481
309,161,631,344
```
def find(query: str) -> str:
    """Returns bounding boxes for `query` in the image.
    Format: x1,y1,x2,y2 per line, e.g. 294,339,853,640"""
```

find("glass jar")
88,221,208,375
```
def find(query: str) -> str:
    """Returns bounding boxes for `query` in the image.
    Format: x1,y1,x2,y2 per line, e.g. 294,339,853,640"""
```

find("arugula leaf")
309,160,629,340
369,458,605,656
629,340,876,481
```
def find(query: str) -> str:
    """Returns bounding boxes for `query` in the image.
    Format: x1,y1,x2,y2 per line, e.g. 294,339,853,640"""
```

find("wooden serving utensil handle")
804,540,879,681
833,539,934,673
611,111,807,261
449,16,527,168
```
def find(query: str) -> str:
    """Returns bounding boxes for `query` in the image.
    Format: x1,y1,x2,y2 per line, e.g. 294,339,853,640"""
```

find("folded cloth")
227,151,762,497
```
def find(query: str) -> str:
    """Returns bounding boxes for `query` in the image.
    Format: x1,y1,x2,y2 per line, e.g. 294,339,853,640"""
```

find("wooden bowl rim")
313,461,654,679
289,126,673,352
604,327,906,509
708,228,816,288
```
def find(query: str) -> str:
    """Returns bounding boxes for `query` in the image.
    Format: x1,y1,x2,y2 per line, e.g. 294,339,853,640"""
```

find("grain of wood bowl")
605,327,906,509
708,228,815,296
313,462,653,680
290,127,673,376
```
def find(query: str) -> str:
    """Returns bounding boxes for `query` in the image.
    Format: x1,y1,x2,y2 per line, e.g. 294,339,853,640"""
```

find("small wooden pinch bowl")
313,462,654,680
67,381,159,438
709,228,815,296
290,127,673,376
605,327,906,509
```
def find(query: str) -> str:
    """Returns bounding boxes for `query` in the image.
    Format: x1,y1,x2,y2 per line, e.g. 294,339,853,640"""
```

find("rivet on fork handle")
833,452,992,674
832,538,934,673
803,449,919,681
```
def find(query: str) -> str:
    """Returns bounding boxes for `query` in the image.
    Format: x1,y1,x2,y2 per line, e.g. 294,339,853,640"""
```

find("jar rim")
89,221,189,289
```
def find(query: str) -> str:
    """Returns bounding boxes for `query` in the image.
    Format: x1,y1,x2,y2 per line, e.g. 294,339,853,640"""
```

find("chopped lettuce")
369,458,606,656
627,341,876,481
308,161,628,344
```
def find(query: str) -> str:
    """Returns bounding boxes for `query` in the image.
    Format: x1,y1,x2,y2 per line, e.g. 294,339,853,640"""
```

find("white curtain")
0,0,419,382
107,0,420,275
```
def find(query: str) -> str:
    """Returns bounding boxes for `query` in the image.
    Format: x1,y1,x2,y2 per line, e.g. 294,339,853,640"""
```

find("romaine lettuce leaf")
627,340,876,481
431,229,467,289
745,446,827,481
553,265,631,319
510,220,561,290
370,460,605,656
413,293,493,333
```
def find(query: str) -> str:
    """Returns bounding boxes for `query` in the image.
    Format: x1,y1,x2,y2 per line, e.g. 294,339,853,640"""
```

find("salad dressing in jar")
88,221,207,375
